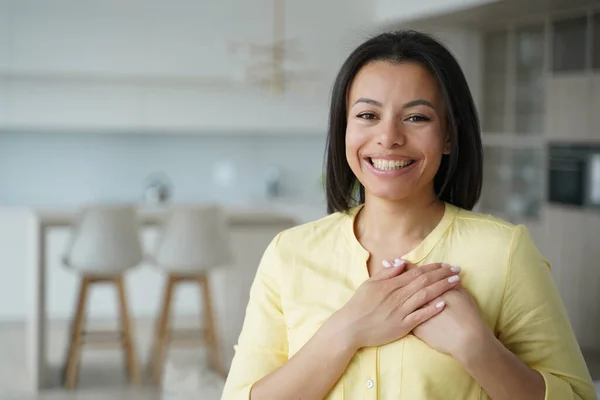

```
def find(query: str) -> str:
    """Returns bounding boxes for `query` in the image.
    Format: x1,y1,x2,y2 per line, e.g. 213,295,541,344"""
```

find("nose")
377,119,405,148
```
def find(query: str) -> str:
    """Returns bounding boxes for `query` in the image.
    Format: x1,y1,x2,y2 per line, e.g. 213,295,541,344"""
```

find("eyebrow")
403,99,435,110
352,97,436,110
353,97,384,107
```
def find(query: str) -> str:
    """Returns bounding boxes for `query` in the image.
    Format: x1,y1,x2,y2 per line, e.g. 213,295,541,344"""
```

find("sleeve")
496,225,597,400
221,233,289,400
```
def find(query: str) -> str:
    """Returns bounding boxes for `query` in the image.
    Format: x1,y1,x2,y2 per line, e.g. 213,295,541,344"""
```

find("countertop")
0,199,328,227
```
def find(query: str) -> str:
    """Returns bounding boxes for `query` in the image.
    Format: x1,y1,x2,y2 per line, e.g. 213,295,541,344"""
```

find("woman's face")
345,60,450,203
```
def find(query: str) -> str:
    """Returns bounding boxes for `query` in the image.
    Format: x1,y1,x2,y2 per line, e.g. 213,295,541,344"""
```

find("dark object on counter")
143,172,173,204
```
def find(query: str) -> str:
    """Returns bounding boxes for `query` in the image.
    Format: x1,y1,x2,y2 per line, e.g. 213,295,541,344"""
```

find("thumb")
371,258,408,281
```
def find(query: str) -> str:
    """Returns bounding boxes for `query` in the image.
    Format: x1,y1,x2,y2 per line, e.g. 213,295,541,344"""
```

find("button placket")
360,346,378,399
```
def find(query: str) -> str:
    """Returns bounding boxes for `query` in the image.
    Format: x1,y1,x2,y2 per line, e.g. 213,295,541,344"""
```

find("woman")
221,30,597,399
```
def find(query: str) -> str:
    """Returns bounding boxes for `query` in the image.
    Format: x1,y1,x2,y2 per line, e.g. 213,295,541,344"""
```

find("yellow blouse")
221,203,596,399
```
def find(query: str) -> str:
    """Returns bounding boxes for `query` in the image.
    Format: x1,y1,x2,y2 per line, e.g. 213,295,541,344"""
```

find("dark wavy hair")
324,30,483,214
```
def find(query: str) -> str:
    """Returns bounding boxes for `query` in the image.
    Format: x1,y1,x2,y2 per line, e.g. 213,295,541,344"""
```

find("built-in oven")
547,143,600,208
588,153,600,207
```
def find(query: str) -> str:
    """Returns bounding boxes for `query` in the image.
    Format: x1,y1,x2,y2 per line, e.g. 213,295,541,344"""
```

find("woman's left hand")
400,261,495,360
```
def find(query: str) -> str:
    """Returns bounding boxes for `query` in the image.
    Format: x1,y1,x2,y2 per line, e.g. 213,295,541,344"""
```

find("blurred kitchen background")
1,0,600,399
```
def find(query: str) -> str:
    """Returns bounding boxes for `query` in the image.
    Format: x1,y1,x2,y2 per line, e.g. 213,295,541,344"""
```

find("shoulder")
452,206,521,244
264,209,354,269
451,206,542,264
273,210,350,250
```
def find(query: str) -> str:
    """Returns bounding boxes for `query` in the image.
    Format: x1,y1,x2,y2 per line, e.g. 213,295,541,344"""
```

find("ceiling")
389,0,599,29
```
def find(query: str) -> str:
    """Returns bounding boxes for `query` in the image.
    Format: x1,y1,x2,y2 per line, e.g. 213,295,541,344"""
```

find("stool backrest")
65,205,143,273
154,205,233,272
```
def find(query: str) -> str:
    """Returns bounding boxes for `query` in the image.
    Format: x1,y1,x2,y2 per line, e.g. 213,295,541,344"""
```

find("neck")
356,190,445,242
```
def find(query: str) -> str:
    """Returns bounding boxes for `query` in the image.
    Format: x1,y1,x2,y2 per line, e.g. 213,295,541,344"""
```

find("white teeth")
371,158,414,171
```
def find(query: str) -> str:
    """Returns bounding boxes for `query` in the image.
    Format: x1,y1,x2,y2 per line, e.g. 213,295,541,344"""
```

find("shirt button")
366,379,374,389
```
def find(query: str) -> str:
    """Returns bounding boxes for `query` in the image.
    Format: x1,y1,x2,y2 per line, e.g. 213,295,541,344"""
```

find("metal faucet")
143,173,172,205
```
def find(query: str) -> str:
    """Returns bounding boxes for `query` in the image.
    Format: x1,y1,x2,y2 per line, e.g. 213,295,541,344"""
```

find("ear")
443,133,451,155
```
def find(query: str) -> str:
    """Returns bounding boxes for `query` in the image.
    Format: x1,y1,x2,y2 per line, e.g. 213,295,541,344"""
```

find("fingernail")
393,259,406,267
441,263,451,268
450,266,461,273
382,260,392,268
435,301,445,309
448,275,460,283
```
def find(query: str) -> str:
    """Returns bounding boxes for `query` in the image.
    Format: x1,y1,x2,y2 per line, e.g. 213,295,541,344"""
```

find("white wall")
0,0,379,134
0,133,327,206
0,209,29,321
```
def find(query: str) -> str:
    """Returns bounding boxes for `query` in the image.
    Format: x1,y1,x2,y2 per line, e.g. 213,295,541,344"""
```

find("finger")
403,299,446,329
413,261,455,271
401,271,460,313
397,258,418,271
392,259,448,272
369,259,408,281
392,262,451,287
389,258,422,273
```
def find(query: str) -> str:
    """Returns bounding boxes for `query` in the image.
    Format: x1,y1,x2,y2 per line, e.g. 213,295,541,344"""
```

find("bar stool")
148,205,233,384
61,205,143,389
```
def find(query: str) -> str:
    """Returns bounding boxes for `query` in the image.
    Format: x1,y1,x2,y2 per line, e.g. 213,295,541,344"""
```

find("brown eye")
406,115,430,122
357,113,377,120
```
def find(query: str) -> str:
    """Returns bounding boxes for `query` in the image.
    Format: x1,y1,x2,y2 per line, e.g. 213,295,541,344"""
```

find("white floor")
0,318,224,400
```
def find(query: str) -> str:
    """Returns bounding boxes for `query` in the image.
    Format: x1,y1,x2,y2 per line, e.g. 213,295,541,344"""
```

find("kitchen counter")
33,205,300,227
18,198,327,226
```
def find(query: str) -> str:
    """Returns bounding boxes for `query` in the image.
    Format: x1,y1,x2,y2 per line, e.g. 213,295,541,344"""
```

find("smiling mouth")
368,157,416,171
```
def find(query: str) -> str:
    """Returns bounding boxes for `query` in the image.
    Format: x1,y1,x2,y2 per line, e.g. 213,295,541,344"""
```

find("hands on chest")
331,259,494,361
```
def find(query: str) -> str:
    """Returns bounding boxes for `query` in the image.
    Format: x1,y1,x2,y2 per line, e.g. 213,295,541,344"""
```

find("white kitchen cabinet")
554,207,586,344
591,75,600,141
545,73,600,142
539,207,559,266
579,211,600,350
542,206,571,300
482,30,508,133
545,75,591,141
594,12,600,70
514,23,545,135
552,16,588,73
542,205,600,351
480,146,543,220
480,147,510,214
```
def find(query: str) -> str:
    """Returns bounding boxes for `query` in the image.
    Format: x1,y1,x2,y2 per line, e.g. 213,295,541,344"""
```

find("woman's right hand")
329,260,461,350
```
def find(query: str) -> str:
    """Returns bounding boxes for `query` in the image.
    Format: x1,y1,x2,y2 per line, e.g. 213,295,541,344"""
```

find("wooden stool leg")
64,276,91,389
150,275,177,385
115,276,141,385
199,273,224,377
